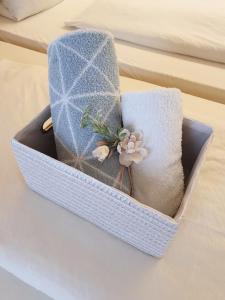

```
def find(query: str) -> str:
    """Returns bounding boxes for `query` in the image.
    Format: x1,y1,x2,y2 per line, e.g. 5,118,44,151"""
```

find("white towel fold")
121,88,184,216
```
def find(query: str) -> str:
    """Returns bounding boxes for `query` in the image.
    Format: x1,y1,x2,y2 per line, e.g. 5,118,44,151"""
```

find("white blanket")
1,57,225,299
68,0,225,64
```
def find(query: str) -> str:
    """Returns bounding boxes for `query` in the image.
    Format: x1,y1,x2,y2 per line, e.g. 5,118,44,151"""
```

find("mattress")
0,0,225,104
1,42,225,300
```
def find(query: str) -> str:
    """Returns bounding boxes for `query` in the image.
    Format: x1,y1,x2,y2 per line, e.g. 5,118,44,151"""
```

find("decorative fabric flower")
81,106,148,166
117,130,148,167
92,145,110,162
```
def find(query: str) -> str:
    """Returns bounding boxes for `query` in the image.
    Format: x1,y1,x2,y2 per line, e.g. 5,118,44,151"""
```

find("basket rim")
12,137,178,227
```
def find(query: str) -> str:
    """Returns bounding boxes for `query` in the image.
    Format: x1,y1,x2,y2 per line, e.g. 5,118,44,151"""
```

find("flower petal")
119,128,130,140
139,148,148,158
130,152,144,164
120,137,129,150
134,141,143,149
117,144,122,154
130,134,137,143
92,145,110,161
132,130,143,141
127,141,135,153
119,153,132,167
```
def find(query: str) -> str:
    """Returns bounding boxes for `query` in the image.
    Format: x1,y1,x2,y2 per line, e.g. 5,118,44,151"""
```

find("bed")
0,0,225,104
1,41,225,300
0,267,50,300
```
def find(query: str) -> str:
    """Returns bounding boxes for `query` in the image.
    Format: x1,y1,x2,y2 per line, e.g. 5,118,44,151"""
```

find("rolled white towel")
121,88,184,216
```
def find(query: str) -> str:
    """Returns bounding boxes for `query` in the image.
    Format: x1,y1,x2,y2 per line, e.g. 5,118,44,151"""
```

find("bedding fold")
1,54,225,300
67,0,225,64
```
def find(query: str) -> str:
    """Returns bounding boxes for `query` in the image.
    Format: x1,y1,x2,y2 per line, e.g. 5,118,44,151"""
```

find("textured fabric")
0,267,50,300
1,2,225,103
12,136,178,258
0,0,63,21
48,30,130,194
0,3,12,19
0,42,47,66
1,54,225,299
121,89,184,216
70,0,225,64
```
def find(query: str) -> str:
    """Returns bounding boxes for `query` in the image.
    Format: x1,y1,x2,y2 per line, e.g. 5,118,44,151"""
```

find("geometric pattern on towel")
48,30,131,194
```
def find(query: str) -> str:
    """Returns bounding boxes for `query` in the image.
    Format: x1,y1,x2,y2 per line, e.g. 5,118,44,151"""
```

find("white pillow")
0,2,12,19
0,0,63,21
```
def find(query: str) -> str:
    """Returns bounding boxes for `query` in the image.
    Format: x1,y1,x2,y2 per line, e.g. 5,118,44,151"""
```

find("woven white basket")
12,106,213,257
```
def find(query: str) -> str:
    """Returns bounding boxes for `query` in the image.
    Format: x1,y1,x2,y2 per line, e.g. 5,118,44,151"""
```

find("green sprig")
80,106,92,128
80,105,118,141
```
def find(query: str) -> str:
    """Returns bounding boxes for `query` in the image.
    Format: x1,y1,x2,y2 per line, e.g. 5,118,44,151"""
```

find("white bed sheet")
0,42,225,300
0,40,47,65
0,0,225,104
0,0,94,52
0,267,50,300
70,0,225,64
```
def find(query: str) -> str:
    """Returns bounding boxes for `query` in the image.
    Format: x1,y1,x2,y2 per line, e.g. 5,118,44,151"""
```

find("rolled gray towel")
48,29,131,194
